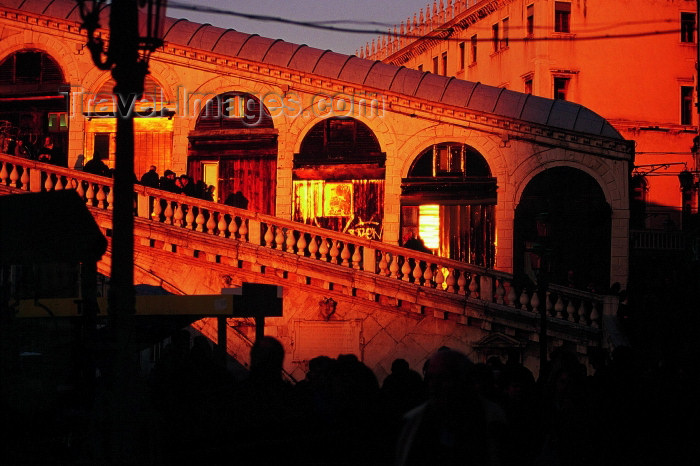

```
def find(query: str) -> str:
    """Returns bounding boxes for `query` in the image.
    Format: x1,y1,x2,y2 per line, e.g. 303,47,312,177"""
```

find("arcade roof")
3,0,622,139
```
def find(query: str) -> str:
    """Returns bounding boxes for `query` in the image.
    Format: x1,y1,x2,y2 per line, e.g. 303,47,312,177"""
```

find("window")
47,112,68,132
502,18,509,48
441,52,448,76
418,64,423,72
459,42,465,70
554,2,571,33
432,56,439,74
470,35,478,63
681,86,694,125
681,12,696,43
524,78,533,94
492,23,499,52
527,4,534,36
554,77,570,100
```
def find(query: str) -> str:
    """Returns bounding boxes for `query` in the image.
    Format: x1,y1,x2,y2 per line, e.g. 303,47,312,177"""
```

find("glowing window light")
419,204,440,250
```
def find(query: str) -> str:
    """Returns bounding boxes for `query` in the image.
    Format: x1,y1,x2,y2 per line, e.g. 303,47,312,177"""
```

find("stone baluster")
423,263,433,287
164,202,174,225
286,229,296,253
85,182,94,204
468,274,479,298
228,215,239,239
401,257,412,281
590,302,600,328
389,254,400,278
578,300,587,325
152,197,162,222
238,218,248,242
378,252,389,275
319,237,329,261
296,232,307,256
545,291,553,316
0,161,8,184
530,290,540,312
329,240,340,264
264,224,274,247
340,242,351,266
185,206,194,229
195,209,205,232
434,267,445,290
457,271,467,295
106,187,113,210
274,226,285,249
45,173,55,191
55,175,64,190
20,167,29,191
566,299,576,322
206,210,216,234
96,185,106,209
413,260,423,284
445,268,456,292
495,279,506,304
352,245,362,269
173,204,184,227
9,164,20,187
554,295,565,319
308,235,318,258
520,289,530,310
506,281,517,306
74,179,84,198
217,212,227,236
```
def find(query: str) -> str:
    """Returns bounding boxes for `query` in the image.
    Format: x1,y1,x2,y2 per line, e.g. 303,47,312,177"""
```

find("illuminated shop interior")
401,142,496,267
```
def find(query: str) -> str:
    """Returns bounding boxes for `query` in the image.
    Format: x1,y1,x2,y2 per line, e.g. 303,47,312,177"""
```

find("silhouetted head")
250,336,285,379
424,349,475,407
391,358,410,374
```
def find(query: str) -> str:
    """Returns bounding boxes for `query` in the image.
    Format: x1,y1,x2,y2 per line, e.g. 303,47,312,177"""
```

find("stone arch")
399,139,498,266
0,31,82,85
290,116,386,239
513,166,613,290
187,86,279,214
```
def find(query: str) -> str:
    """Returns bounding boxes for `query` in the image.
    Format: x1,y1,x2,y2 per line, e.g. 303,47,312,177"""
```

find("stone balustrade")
0,152,606,332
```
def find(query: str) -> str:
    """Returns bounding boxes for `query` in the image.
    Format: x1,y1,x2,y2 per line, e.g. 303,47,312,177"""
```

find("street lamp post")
77,1,165,461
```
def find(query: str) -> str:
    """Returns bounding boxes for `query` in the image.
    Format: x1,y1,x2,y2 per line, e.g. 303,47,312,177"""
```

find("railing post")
29,168,42,192
136,192,150,218
363,247,376,273
248,219,262,245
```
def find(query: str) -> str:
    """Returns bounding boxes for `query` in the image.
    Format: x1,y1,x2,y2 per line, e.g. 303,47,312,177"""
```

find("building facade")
0,0,632,292
362,0,698,232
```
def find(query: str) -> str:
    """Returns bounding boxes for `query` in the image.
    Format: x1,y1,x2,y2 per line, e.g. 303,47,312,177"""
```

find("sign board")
292,320,362,362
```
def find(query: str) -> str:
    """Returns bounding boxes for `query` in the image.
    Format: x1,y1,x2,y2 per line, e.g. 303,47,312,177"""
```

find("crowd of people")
141,334,696,466
9,135,66,166
139,165,216,201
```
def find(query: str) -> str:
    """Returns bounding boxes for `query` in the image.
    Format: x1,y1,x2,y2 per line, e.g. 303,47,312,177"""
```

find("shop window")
48,113,68,132
554,2,571,33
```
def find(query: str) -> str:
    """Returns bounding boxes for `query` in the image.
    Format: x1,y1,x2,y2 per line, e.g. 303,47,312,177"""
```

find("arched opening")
0,49,68,164
84,74,172,175
514,167,611,291
293,117,385,239
400,142,496,266
188,92,277,214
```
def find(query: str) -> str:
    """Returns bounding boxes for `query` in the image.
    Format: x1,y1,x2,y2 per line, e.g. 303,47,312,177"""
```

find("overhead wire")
167,2,681,43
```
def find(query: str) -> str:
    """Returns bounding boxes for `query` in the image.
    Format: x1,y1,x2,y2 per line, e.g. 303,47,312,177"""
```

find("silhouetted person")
83,152,111,177
140,165,159,188
159,169,178,193
403,231,432,253
382,358,425,421
396,349,492,466
224,190,249,209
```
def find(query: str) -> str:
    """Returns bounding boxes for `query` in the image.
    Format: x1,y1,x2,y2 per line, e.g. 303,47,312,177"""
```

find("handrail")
0,152,608,331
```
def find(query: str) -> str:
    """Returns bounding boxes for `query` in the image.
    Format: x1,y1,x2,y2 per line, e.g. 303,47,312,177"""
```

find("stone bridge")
0,153,617,379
